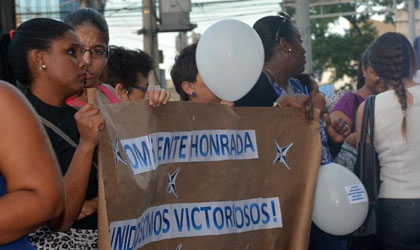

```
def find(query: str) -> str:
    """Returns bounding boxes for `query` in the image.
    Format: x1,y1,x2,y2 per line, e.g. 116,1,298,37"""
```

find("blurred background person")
331,48,387,148
330,49,387,171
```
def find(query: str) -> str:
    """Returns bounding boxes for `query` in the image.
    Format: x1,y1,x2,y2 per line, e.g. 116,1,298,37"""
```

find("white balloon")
312,163,369,236
196,19,264,102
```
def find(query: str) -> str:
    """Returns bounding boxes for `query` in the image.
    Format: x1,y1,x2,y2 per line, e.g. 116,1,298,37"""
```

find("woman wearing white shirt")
356,32,420,250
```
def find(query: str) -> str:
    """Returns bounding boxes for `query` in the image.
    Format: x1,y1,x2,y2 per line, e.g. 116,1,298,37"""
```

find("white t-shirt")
375,85,420,198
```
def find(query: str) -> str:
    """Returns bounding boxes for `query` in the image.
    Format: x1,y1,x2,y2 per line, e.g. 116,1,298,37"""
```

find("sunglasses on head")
275,12,292,42
278,11,291,23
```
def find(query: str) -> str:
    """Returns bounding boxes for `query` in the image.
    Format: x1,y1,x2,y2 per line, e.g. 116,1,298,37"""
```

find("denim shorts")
380,198,420,250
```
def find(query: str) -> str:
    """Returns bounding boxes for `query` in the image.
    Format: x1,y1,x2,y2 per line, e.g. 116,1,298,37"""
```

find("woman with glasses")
106,46,171,104
63,8,120,109
64,8,170,109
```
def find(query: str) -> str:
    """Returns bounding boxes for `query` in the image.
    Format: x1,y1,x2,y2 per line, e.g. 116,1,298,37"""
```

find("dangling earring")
191,91,197,97
39,64,47,71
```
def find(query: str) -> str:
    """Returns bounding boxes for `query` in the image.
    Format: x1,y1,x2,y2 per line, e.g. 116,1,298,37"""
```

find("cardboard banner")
97,100,321,250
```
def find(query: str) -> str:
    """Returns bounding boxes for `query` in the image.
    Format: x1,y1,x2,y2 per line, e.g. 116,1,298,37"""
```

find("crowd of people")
0,7,419,250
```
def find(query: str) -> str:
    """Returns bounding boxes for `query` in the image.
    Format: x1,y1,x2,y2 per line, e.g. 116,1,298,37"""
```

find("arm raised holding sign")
51,104,104,232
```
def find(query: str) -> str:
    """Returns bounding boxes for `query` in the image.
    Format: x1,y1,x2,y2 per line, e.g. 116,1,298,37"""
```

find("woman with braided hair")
355,32,420,249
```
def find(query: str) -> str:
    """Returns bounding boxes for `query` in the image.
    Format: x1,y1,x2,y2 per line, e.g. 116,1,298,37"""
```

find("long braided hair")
368,32,417,137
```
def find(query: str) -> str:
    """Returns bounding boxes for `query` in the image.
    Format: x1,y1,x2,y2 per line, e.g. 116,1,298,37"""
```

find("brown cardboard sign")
98,101,321,250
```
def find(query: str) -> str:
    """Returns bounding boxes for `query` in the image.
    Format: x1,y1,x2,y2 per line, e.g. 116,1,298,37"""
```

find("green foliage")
281,1,408,82
312,17,377,82
304,2,385,82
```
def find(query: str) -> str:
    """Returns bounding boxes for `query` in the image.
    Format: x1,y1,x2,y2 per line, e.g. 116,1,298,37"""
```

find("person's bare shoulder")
0,81,29,107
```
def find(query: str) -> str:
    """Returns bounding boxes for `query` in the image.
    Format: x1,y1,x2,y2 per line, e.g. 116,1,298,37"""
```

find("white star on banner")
273,141,294,170
165,243,182,250
113,134,128,166
167,167,181,198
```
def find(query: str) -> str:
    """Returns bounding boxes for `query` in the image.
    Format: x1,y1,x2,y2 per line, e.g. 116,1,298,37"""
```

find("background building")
14,0,106,26
395,9,420,38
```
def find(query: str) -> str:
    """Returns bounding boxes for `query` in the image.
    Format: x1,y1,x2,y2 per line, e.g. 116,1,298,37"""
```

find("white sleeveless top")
375,85,420,199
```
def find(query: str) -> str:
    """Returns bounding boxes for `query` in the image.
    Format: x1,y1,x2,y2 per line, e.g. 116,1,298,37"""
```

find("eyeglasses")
81,47,109,59
275,12,292,42
131,85,148,92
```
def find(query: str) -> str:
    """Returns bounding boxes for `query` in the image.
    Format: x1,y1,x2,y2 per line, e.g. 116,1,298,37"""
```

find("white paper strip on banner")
121,130,259,175
109,197,282,249
345,184,368,204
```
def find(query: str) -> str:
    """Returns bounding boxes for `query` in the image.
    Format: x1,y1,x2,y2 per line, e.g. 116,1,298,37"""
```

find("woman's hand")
77,198,98,221
146,85,171,107
324,113,351,143
74,104,105,148
274,94,314,122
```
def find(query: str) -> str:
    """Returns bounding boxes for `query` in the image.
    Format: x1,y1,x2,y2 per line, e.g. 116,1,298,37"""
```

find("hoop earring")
39,64,47,71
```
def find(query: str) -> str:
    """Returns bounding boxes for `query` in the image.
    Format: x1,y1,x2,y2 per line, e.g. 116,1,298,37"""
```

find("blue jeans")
380,198,420,250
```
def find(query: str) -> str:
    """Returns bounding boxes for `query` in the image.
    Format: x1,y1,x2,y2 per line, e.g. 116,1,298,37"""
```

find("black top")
235,72,278,107
26,91,98,230
234,73,343,158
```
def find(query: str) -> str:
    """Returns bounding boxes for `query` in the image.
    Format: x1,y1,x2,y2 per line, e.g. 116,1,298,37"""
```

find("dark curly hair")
369,32,417,137
106,46,154,91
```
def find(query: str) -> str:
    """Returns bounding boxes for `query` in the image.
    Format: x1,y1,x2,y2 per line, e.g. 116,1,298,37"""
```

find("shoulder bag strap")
39,115,98,169
359,98,371,144
38,116,78,148
366,96,376,143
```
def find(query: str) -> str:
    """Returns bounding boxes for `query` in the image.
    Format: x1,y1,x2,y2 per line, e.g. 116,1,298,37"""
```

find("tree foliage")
285,1,405,83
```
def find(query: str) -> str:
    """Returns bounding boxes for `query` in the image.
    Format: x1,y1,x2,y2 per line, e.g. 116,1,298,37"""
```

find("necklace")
263,68,278,84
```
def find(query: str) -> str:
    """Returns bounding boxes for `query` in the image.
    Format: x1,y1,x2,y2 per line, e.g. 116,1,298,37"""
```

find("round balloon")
312,163,369,236
196,19,264,102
